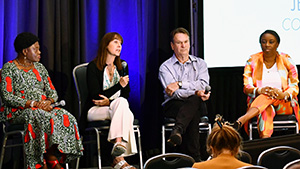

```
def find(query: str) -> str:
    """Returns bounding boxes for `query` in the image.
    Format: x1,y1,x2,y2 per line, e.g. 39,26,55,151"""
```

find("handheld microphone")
51,100,66,107
121,61,127,76
204,85,211,94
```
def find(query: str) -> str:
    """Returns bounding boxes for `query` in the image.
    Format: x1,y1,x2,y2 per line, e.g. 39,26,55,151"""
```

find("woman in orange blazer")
233,30,300,138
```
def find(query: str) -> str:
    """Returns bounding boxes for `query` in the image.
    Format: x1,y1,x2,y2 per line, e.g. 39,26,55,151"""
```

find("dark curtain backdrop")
0,0,265,160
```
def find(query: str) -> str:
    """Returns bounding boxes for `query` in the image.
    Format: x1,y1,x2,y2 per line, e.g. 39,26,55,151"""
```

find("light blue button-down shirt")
158,54,210,105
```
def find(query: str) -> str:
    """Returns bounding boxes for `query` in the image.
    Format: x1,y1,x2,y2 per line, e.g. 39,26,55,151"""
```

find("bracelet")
284,92,290,101
257,88,262,94
30,100,35,107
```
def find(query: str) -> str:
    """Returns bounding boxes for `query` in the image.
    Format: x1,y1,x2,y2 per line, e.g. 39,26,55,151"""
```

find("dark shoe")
167,127,182,147
231,121,242,131
111,142,126,157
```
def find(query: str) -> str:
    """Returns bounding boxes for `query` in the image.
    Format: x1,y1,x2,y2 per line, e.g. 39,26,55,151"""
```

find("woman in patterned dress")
80,32,137,169
0,32,83,169
232,30,300,138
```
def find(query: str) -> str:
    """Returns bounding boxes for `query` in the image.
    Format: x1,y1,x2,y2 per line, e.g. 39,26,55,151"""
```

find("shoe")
167,127,182,147
46,159,64,169
112,158,137,169
231,121,242,131
111,142,127,157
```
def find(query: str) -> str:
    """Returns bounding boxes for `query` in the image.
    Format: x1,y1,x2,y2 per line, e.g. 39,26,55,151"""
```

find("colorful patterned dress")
243,52,300,137
0,61,83,169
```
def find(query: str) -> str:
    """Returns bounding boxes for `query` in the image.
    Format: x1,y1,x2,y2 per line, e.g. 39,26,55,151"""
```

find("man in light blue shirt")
158,27,210,161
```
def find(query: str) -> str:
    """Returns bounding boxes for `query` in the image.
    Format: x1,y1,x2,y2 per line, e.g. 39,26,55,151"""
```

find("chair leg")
134,126,143,169
75,137,83,169
21,131,26,169
208,123,212,135
249,123,253,140
0,134,8,169
65,163,69,169
75,156,80,169
162,125,166,154
94,128,102,169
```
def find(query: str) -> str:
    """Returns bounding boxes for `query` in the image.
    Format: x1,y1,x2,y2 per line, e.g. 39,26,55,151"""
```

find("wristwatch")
178,81,182,89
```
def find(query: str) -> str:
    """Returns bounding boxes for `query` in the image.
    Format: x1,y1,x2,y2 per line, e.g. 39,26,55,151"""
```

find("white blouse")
103,66,121,100
262,63,282,90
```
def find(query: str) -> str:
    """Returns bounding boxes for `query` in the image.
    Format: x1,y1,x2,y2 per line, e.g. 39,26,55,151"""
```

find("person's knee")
114,97,129,106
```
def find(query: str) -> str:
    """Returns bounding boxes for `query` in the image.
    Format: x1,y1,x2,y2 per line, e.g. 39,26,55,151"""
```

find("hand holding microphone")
195,85,211,101
50,100,66,107
120,61,129,88
204,85,211,94
121,61,127,76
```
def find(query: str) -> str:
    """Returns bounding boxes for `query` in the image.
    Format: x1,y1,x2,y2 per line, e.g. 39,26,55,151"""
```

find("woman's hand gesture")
119,75,129,88
93,94,110,106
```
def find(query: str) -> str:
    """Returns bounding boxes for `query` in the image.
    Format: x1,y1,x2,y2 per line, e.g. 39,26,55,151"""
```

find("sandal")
46,159,64,169
113,159,136,169
111,142,127,156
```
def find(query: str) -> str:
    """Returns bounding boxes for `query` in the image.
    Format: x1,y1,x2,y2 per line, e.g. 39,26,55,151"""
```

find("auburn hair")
94,32,123,71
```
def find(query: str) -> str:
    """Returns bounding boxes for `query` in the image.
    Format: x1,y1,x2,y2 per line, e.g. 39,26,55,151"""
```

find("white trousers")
87,97,137,156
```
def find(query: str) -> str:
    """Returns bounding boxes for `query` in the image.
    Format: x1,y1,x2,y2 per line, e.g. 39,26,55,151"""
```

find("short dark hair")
14,32,39,53
170,27,190,43
259,30,280,44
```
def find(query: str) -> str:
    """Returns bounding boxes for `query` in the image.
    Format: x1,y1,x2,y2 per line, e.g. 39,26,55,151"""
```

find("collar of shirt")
170,54,198,65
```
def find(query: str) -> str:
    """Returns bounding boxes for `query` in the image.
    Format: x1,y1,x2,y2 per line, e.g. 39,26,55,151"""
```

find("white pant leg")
87,106,110,121
108,97,137,156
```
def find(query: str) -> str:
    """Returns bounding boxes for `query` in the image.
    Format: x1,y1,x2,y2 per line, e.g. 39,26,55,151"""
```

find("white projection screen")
204,0,300,68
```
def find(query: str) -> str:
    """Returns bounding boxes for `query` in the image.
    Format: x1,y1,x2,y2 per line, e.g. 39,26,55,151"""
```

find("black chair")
0,123,26,169
237,150,252,164
257,146,300,169
283,159,300,169
249,114,299,140
161,117,211,154
143,153,195,169
73,63,143,169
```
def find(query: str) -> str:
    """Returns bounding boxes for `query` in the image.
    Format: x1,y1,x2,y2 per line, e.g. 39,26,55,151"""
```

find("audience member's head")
206,121,243,158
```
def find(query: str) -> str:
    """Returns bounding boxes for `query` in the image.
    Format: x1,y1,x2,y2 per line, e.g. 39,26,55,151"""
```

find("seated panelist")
158,27,210,161
232,30,300,138
0,32,83,169
80,32,137,169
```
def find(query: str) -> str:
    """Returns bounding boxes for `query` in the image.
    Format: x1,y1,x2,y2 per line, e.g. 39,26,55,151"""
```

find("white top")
103,66,121,100
262,63,282,90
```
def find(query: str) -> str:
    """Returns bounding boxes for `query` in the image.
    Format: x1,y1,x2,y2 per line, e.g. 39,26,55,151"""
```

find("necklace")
16,58,33,68
107,65,115,76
